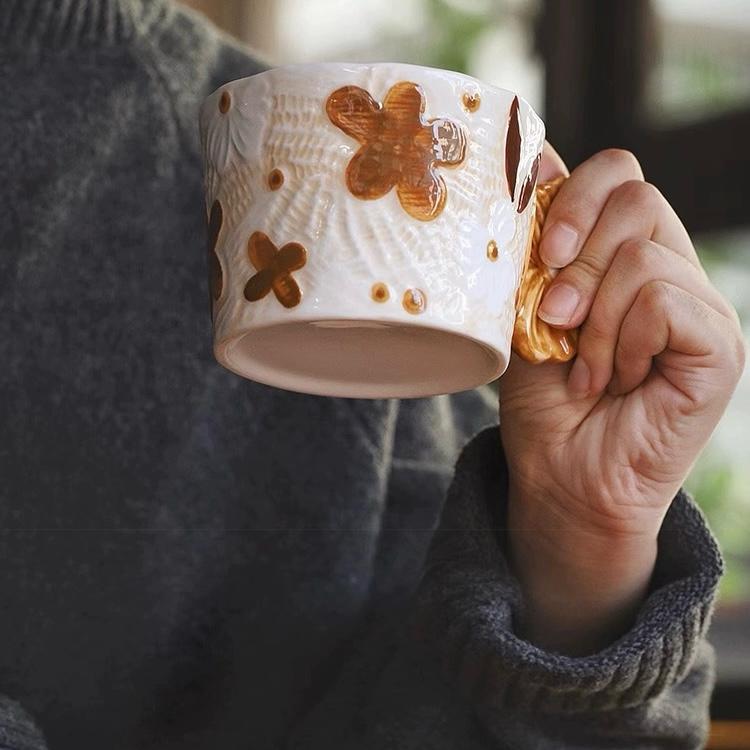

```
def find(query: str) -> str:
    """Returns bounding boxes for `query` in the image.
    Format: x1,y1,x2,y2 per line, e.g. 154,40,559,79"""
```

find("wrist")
506,480,659,655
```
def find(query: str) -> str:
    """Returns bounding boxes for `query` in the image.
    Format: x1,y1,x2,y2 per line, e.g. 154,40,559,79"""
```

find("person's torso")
0,37,451,750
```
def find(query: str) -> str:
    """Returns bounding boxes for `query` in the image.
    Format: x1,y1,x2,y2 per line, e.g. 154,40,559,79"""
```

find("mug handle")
512,176,579,364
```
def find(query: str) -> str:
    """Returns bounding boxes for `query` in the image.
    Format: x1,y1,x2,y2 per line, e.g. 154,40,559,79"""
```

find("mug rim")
203,60,539,118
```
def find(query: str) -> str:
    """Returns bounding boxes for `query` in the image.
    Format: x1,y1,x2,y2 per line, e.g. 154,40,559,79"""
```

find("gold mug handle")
512,176,578,364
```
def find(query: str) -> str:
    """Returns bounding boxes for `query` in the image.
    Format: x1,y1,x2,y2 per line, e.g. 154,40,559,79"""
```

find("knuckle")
726,301,743,329
640,279,671,313
569,253,603,288
617,238,655,275
712,293,743,329
730,330,747,378
596,148,643,178
612,179,662,211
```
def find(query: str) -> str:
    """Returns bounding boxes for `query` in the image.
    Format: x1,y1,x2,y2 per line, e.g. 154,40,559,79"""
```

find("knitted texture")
414,428,722,734
0,2,724,749
0,699,47,750
0,0,171,49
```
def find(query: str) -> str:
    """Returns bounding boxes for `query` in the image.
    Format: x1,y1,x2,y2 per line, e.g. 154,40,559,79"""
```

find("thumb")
499,351,571,406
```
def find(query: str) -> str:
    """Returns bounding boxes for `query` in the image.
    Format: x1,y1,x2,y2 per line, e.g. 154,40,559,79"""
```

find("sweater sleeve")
289,420,723,750
0,697,47,750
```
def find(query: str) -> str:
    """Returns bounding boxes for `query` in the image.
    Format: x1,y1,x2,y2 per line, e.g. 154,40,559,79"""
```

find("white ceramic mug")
199,62,575,398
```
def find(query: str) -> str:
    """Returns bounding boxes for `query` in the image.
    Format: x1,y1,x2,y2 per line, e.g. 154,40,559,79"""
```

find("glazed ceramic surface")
200,63,548,397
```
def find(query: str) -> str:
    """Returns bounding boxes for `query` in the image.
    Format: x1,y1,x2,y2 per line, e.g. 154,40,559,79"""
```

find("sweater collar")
0,0,170,49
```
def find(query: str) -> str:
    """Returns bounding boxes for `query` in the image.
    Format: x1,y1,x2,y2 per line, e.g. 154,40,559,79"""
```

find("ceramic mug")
199,62,576,398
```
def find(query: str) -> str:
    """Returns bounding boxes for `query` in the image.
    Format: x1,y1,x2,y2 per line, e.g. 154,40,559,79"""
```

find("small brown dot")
462,91,481,113
219,91,231,114
268,168,284,190
402,288,426,314
371,282,389,302
486,239,499,261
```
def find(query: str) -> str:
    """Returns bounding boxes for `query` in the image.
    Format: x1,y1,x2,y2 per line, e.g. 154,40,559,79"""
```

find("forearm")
506,479,659,656
410,427,722,748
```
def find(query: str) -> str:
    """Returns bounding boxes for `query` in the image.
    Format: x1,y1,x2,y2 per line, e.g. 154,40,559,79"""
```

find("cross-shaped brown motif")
326,81,468,222
244,231,307,309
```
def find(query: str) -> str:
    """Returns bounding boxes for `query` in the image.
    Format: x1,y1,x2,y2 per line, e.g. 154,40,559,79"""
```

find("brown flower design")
244,232,307,309
326,82,468,221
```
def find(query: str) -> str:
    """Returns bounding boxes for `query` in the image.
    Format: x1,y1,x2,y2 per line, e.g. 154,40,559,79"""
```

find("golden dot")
486,239,499,261
219,91,231,114
462,91,481,113
402,288,426,314
268,168,284,190
371,282,389,302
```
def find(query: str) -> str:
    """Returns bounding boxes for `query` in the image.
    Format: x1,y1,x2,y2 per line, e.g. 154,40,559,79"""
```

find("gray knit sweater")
0,1,724,748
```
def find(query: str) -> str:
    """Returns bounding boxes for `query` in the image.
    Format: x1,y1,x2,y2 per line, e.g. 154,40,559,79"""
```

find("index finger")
538,148,644,269
539,141,570,183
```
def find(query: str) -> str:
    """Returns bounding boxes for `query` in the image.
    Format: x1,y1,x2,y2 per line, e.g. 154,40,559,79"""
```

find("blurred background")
184,0,750,728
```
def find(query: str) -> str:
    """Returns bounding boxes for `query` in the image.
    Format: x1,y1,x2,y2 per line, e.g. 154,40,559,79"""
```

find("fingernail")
541,222,579,267
538,283,580,324
568,357,591,395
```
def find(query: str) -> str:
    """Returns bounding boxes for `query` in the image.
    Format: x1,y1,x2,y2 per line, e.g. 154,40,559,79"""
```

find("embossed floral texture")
244,231,307,309
326,82,467,221
200,86,258,178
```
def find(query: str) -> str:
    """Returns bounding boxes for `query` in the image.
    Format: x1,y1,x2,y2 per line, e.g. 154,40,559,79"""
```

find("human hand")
499,144,746,655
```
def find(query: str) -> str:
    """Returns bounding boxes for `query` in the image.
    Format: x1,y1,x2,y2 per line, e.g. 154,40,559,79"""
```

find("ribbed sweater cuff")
0,697,46,750
412,425,724,714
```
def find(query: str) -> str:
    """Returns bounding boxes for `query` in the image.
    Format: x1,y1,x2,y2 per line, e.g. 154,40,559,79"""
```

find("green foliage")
687,455,750,603
689,240,750,604
422,0,491,73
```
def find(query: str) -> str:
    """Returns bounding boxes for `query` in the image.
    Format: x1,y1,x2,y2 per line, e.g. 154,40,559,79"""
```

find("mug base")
215,318,504,398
